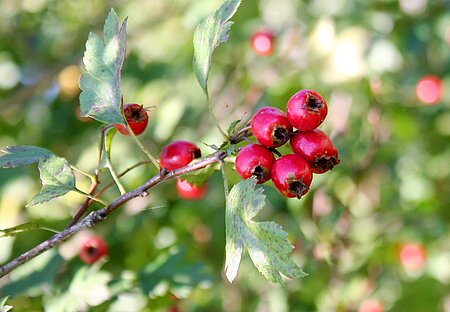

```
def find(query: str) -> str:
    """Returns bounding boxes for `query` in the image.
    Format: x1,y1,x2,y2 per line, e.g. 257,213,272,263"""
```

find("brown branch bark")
0,150,227,279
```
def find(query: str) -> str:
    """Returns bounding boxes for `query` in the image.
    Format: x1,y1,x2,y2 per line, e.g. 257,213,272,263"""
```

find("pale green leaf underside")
225,177,306,284
79,8,127,125
27,155,76,207
0,146,52,168
193,0,241,91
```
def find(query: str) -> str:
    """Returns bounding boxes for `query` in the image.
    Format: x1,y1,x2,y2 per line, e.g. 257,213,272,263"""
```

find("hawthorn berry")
286,90,328,131
290,129,340,174
250,30,274,56
271,154,313,198
79,235,108,264
251,106,293,148
235,144,275,184
115,103,149,136
160,140,202,171
176,178,206,200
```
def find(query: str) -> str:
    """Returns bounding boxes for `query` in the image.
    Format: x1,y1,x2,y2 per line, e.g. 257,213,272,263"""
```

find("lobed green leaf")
27,155,76,207
193,0,241,92
79,8,127,125
225,177,306,283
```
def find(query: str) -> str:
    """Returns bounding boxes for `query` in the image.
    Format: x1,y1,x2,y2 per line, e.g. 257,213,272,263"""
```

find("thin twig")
0,126,250,278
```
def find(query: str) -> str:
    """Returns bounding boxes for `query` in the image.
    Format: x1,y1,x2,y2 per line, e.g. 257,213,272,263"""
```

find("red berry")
160,141,202,171
399,243,426,271
286,90,328,131
115,103,149,136
79,235,108,264
250,30,275,56
251,106,293,148
271,154,313,198
290,129,340,174
176,178,206,200
235,144,275,184
416,75,442,105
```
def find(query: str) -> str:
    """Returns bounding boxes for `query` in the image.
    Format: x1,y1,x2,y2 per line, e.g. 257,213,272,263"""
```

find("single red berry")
290,129,340,174
250,30,275,56
160,140,202,171
176,178,207,200
235,144,275,184
251,106,293,148
79,235,108,264
271,154,313,198
286,90,328,131
115,103,149,136
416,75,442,105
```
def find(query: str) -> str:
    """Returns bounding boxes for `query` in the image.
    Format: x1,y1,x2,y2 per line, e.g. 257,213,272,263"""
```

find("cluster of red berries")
235,89,340,198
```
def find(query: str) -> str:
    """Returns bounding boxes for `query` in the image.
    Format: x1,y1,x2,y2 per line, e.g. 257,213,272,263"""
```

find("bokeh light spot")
416,75,442,104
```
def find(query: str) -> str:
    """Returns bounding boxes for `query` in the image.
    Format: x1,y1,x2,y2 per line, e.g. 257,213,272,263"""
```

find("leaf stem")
74,188,108,206
107,163,127,195
220,160,229,198
70,165,97,183
127,126,160,169
206,87,229,141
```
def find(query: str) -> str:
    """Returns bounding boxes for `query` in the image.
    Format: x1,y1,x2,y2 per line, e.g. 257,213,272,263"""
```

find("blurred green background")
0,0,449,311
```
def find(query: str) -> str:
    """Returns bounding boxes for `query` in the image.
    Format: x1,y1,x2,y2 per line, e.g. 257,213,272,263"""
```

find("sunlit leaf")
79,8,127,125
44,266,112,312
1,250,63,297
27,155,76,207
0,146,52,168
179,165,217,187
225,177,306,283
138,246,213,299
0,296,12,312
193,0,241,91
99,126,117,169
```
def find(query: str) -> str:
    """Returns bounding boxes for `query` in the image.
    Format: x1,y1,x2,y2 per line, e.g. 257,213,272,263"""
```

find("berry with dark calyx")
176,178,206,200
251,106,293,148
115,103,149,136
286,90,328,131
79,235,108,264
271,154,313,198
290,129,340,174
250,30,274,56
160,140,202,171
235,144,275,184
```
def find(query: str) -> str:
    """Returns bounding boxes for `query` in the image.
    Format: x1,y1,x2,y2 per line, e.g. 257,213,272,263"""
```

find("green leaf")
0,146,52,168
1,250,64,297
27,155,76,207
44,266,112,312
0,222,58,238
193,0,241,91
179,164,217,187
227,118,241,137
79,8,127,125
225,177,306,284
138,246,214,299
99,126,117,169
0,297,12,312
